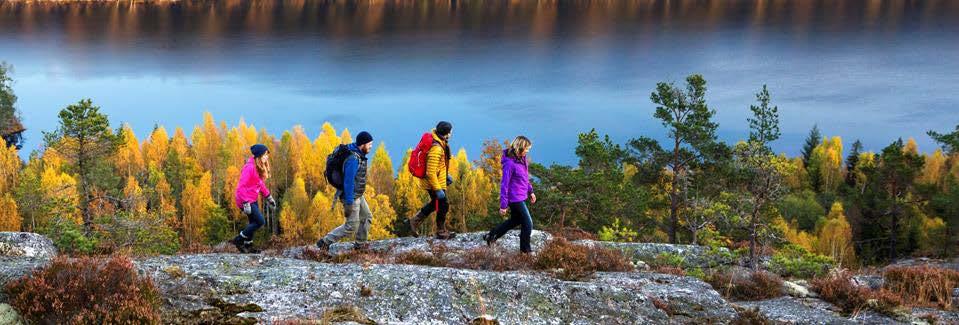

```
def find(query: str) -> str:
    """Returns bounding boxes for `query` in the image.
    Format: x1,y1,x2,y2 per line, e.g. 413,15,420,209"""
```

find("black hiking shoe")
407,213,424,237
232,237,248,254
482,232,495,247
243,242,260,254
435,232,457,240
316,239,331,251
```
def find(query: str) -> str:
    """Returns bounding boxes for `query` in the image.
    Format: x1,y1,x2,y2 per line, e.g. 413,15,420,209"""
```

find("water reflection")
3,0,958,41
0,0,957,163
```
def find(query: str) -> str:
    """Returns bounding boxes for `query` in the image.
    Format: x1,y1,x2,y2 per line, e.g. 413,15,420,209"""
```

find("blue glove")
447,175,453,186
436,190,446,200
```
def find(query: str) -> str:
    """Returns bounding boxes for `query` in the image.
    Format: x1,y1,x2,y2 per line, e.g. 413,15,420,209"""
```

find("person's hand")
267,195,277,209
530,193,537,204
436,190,446,200
499,208,508,215
242,202,252,215
447,176,454,186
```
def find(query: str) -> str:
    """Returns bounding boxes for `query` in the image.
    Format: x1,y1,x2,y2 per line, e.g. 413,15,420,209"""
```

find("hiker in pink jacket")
483,136,537,253
232,144,276,253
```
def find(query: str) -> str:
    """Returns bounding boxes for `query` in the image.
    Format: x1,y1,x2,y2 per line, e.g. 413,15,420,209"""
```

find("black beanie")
356,131,373,146
250,144,269,158
435,121,453,136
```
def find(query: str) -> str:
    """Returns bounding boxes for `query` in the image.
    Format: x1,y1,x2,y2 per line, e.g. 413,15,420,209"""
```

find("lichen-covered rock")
576,240,736,268
0,232,57,259
0,303,25,325
889,257,959,271
852,274,884,291
137,254,737,324
783,280,811,298
737,297,854,325
0,257,49,302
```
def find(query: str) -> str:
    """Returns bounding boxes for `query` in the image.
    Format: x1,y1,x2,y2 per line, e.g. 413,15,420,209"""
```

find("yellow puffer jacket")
420,131,450,191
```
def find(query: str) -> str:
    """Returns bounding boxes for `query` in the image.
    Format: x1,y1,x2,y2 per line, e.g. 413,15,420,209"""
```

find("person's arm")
500,160,513,210
426,145,443,191
342,155,359,205
257,175,271,198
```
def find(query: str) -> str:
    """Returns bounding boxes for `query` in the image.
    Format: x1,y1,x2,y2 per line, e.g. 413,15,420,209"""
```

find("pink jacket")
235,157,271,208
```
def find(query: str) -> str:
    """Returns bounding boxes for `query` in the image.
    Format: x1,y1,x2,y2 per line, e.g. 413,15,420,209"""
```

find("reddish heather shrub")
454,247,534,272
300,247,388,265
707,270,784,301
655,266,687,276
588,244,634,273
533,238,633,281
534,238,594,280
884,266,959,309
5,255,161,324
871,288,904,315
394,250,448,267
810,271,871,314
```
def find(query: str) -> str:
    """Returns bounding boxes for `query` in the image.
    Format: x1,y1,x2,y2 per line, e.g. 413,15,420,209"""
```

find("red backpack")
408,133,434,178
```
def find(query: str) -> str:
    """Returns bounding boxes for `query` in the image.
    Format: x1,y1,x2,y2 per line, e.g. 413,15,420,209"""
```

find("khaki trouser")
321,196,372,244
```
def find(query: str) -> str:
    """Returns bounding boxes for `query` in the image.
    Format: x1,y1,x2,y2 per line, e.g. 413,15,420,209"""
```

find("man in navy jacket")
317,131,374,251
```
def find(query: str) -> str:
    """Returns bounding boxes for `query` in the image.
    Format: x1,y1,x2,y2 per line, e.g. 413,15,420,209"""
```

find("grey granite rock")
0,232,57,259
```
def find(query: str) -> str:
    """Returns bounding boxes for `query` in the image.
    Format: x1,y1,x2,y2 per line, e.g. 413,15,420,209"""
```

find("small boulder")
784,280,810,298
0,303,25,325
0,232,57,259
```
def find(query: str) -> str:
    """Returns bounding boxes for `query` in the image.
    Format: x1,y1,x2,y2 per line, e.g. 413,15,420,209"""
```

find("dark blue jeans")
240,202,265,241
490,201,533,253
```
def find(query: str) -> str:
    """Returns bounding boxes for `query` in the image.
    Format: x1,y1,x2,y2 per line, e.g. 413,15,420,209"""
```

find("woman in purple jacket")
483,136,537,253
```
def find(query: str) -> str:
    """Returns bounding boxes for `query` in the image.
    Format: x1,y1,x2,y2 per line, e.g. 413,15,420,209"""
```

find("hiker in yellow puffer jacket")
409,121,456,239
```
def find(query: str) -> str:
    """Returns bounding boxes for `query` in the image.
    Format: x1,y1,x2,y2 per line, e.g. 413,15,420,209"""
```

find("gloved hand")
242,202,252,215
447,175,453,186
436,190,447,200
267,195,277,209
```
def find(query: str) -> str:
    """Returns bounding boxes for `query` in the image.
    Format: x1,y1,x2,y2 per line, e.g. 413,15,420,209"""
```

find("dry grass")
654,266,687,276
394,250,447,267
319,305,375,325
707,270,784,301
884,266,959,310
453,247,535,272
300,246,388,265
810,270,904,315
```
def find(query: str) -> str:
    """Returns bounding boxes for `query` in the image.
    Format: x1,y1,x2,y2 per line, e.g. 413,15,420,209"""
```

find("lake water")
2,0,958,164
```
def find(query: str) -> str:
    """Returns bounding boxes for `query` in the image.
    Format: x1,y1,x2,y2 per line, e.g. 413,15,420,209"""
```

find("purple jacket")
500,150,534,209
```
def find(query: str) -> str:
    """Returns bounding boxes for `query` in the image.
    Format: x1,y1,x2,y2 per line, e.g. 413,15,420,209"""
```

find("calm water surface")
1,0,958,164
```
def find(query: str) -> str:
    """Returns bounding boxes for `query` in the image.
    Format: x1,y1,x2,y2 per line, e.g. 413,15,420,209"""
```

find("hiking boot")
316,239,331,251
482,232,496,247
243,241,260,254
232,236,248,254
407,212,425,237
435,231,457,240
